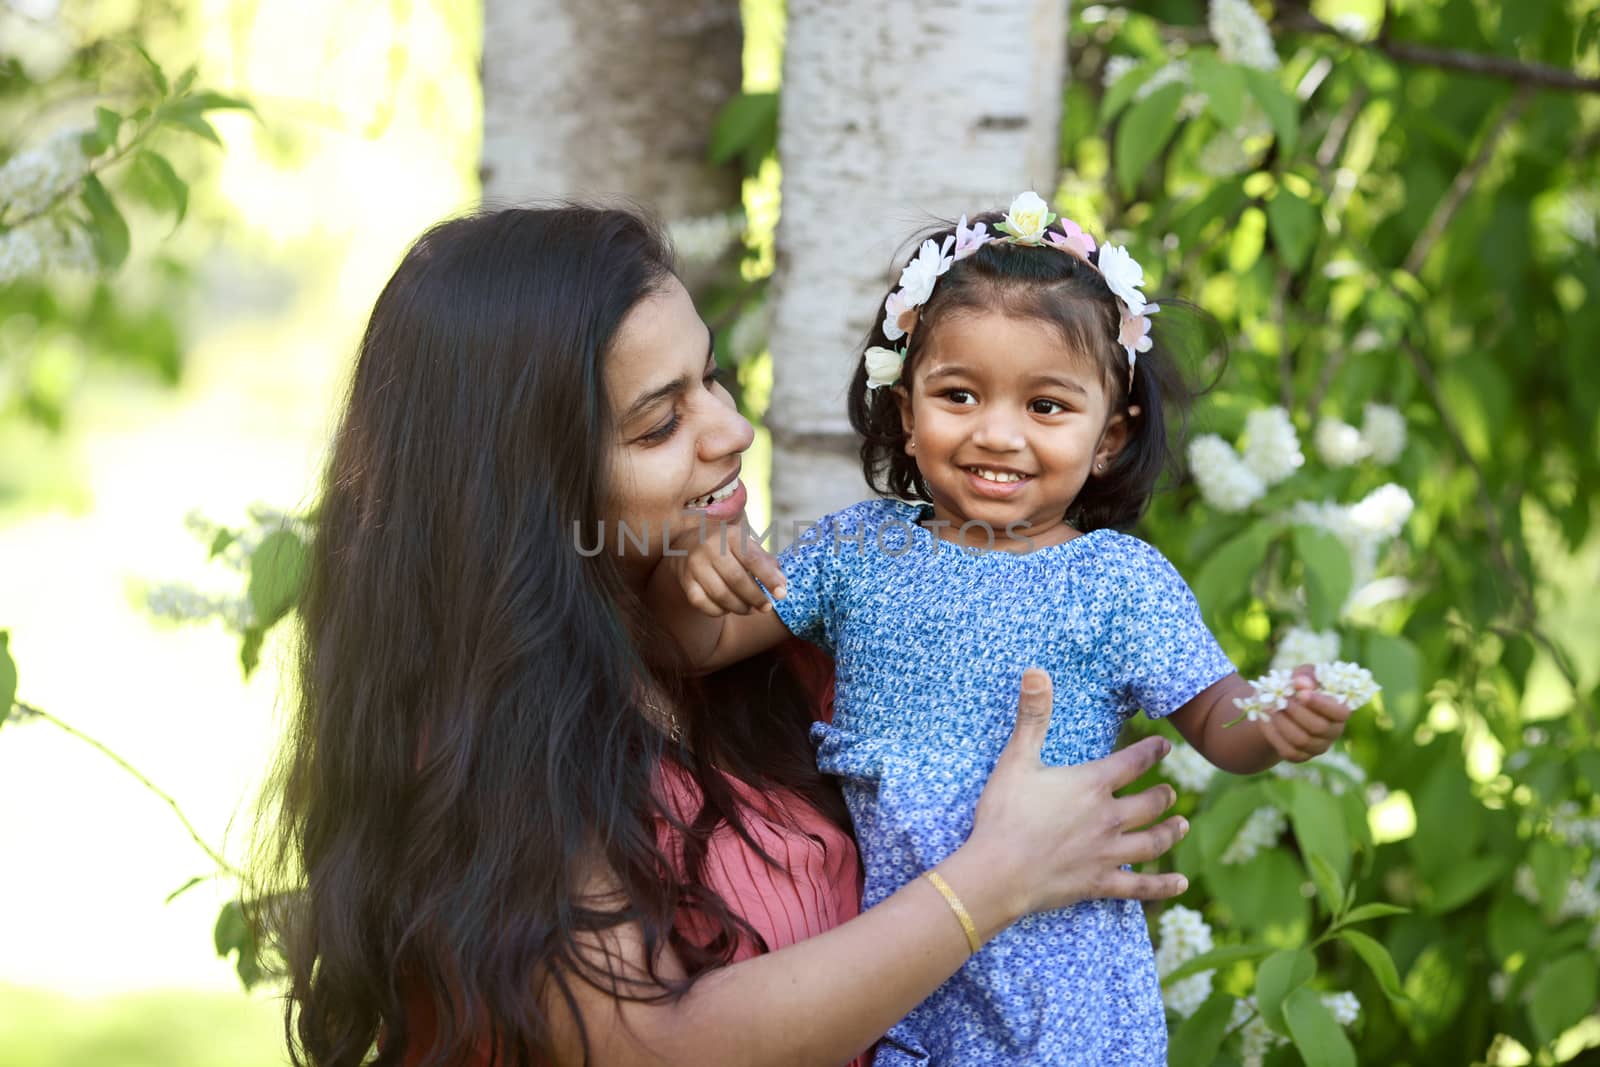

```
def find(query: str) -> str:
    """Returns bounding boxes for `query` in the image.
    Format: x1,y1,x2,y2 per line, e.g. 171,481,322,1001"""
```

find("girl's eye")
1030,398,1069,415
942,389,976,405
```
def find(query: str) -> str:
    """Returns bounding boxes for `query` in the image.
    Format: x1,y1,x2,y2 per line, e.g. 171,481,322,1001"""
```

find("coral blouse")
404,644,872,1066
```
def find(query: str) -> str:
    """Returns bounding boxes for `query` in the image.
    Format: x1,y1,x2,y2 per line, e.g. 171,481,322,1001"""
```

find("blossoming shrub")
1075,2,1600,1063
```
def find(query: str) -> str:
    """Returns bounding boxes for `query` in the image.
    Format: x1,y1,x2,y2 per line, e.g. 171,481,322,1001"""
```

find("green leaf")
1192,522,1277,626
213,899,247,956
135,150,188,227
248,529,307,628
164,110,222,146
0,631,16,726
165,874,208,905
1529,952,1599,1047
1114,82,1186,199
1100,60,1159,123
1293,524,1353,629
1337,928,1407,1005
174,66,198,96
1241,67,1298,153
1528,839,1572,923
80,174,130,270
1266,188,1319,271
239,627,264,678
130,41,169,94
1335,902,1410,927
208,528,236,560
1363,632,1420,728
1188,50,1246,128
1424,854,1508,914
1283,987,1357,1067
708,91,778,172
1255,947,1314,1034
1195,782,1272,864
82,106,121,155
1307,852,1344,919
1289,779,1350,884
1169,992,1237,1067
1161,942,1273,984
181,90,254,113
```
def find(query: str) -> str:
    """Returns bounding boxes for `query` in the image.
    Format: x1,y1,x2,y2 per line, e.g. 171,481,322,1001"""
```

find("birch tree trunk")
480,0,742,228
768,0,1070,535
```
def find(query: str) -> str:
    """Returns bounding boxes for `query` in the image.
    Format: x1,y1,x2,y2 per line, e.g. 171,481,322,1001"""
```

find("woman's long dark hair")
253,206,847,1067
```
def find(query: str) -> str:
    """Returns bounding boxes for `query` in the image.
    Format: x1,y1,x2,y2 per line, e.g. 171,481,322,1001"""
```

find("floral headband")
864,191,1158,392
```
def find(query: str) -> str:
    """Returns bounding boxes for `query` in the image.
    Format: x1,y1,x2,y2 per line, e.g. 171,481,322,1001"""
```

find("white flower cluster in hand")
1208,0,1280,71
1221,805,1287,865
1241,406,1304,485
0,128,87,221
1232,668,1298,722
1189,433,1265,512
1163,741,1218,792
1315,661,1380,709
1272,745,1367,796
667,211,745,266
1270,625,1341,671
1155,904,1215,1018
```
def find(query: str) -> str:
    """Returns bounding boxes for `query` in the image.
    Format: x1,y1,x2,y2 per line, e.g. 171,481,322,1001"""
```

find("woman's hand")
943,667,1189,931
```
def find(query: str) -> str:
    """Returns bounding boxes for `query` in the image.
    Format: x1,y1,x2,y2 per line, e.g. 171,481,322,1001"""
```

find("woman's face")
603,275,754,583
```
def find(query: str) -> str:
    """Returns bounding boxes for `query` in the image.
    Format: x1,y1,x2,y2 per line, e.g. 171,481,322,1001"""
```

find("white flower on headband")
882,289,914,341
897,235,955,308
953,215,990,260
1096,244,1150,314
864,345,905,390
995,190,1056,245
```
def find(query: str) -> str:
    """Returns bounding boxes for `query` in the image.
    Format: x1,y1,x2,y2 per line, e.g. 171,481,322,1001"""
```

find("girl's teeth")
973,469,1024,483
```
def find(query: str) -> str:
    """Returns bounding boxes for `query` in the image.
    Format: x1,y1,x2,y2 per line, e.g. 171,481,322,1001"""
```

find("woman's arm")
546,669,1190,1067
1166,668,1354,774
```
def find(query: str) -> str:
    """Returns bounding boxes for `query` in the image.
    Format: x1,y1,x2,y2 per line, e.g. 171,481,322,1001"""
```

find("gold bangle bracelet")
924,871,982,955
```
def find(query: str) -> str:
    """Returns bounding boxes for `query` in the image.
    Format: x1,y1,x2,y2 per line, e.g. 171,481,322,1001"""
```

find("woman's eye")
704,365,730,390
638,413,679,444
1030,398,1069,415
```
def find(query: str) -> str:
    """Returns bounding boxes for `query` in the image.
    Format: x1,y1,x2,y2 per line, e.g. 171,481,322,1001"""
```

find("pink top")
655,762,870,1067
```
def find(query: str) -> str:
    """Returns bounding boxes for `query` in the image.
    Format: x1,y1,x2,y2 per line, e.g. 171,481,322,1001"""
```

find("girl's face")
603,275,754,584
894,309,1127,550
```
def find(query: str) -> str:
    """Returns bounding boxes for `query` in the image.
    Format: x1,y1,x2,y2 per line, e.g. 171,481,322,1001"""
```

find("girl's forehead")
919,311,1103,382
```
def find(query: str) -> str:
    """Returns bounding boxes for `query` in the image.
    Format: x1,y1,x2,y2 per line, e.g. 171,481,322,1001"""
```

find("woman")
255,205,1191,1067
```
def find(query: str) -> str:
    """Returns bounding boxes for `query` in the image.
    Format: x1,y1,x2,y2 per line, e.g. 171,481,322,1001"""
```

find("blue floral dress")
769,498,1235,1066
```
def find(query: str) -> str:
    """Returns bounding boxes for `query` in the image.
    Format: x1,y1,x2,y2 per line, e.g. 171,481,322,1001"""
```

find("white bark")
768,0,1069,534
480,0,742,224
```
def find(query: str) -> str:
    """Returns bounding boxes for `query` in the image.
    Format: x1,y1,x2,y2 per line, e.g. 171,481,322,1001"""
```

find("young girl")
647,192,1353,1065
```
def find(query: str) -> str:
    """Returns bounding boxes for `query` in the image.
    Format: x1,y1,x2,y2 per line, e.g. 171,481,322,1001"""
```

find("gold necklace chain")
639,692,683,744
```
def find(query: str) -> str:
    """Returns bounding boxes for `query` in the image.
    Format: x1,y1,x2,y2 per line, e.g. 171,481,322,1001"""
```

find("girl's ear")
1094,410,1132,472
893,385,915,454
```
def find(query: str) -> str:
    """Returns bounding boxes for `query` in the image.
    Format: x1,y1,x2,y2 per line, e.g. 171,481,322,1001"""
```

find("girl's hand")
1258,664,1353,763
668,521,788,618
950,668,1190,924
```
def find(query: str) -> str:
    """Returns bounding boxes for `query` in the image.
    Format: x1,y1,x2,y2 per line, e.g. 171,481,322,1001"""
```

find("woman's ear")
893,385,915,455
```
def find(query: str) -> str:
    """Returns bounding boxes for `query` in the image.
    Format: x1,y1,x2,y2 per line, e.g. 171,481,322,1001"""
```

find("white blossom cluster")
1188,433,1265,512
1163,741,1218,792
1228,990,1360,1067
1188,406,1304,512
1272,745,1368,796
0,215,94,285
1314,404,1407,468
1241,406,1304,485
1232,668,1299,722
1208,0,1280,71
144,581,257,631
1103,55,1138,90
1233,661,1379,723
0,128,87,222
1270,625,1341,671
1551,802,1600,849
668,211,745,266
1289,483,1414,610
1220,804,1287,864
1513,860,1600,923
1155,904,1215,1018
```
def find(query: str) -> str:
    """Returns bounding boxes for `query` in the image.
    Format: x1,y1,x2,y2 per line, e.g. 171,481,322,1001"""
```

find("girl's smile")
895,310,1128,551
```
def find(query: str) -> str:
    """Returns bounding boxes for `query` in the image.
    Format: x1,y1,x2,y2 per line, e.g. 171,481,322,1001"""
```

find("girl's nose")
971,410,1026,452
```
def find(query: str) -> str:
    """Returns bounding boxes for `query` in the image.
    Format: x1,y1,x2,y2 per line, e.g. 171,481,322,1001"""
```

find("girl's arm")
645,521,792,670
1166,668,1354,774
546,670,1191,1067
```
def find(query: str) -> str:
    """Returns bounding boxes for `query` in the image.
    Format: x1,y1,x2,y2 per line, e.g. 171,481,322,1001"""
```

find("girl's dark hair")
847,210,1219,532
252,205,847,1067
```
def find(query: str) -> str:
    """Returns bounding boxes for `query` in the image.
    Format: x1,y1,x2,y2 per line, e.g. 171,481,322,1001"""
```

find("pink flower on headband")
953,215,990,260
1045,217,1096,261
882,289,913,341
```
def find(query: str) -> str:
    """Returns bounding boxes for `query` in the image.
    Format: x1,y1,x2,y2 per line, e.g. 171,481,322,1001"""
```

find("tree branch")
11,700,240,876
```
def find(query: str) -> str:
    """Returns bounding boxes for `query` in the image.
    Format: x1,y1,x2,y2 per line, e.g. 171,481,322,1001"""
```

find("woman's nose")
699,392,755,462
